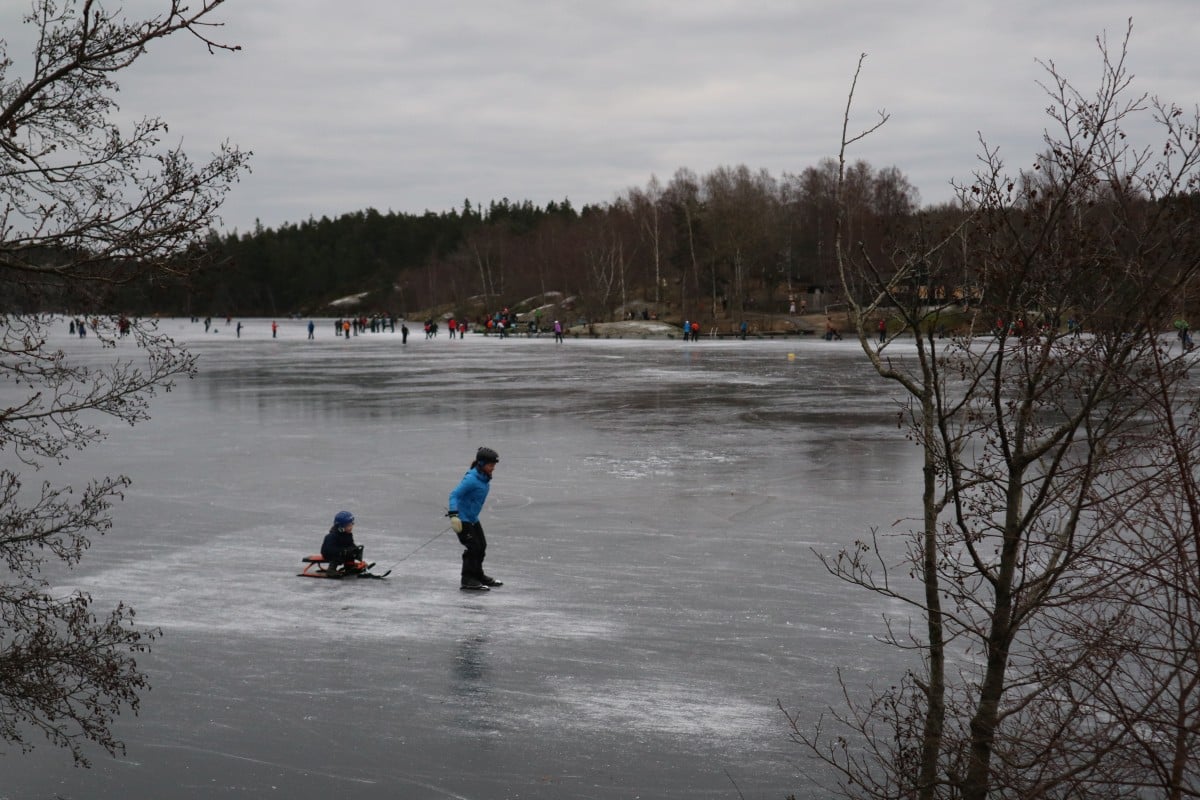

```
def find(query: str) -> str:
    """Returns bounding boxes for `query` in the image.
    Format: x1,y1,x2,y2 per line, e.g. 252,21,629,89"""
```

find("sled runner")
298,554,390,579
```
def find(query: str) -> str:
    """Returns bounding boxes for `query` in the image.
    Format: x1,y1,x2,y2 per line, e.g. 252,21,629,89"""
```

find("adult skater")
447,446,502,591
321,510,364,577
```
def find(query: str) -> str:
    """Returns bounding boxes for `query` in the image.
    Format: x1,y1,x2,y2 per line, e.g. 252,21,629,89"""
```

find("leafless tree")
664,168,705,322
703,165,783,315
0,0,248,766
1080,343,1200,799
580,204,637,318
629,174,668,307
790,25,1200,800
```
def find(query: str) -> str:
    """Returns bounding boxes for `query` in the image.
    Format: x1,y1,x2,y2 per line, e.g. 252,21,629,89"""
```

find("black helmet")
475,446,500,465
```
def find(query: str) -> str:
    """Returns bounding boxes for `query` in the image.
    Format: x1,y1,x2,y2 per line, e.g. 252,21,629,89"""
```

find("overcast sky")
5,1,1199,234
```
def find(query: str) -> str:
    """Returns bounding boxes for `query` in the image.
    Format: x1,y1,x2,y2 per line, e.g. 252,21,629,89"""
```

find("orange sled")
298,555,389,579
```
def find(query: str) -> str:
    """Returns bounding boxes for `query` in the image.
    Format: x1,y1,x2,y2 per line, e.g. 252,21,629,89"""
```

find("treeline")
146,159,931,320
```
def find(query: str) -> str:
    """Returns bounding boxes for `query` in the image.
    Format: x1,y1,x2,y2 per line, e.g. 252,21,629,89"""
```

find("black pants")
456,521,487,580
328,544,363,569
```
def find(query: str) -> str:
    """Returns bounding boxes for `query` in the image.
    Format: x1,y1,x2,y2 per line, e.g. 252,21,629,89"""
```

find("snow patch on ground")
327,291,370,308
565,320,679,337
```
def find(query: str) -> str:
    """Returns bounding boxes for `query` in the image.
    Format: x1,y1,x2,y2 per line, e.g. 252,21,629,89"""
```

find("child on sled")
321,510,365,577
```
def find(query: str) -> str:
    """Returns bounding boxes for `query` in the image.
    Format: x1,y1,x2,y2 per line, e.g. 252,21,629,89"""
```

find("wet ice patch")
61,525,625,644
585,451,677,479
543,675,773,748
585,447,740,479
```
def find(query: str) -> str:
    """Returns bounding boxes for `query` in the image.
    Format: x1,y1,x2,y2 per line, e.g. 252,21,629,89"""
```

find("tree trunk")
917,385,946,800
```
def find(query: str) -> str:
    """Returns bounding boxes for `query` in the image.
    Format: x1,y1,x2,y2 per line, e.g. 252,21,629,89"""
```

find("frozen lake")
6,318,925,799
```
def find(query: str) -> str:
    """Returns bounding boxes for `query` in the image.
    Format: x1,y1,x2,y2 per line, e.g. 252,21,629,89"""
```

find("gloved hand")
447,511,463,534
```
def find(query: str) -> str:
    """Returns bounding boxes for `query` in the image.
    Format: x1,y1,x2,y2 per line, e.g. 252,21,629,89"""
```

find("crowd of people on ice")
68,316,132,337
332,316,397,337
60,308,855,344
421,307,567,340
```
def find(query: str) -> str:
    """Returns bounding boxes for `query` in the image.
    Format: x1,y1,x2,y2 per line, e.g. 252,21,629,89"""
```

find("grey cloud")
2,1,1196,232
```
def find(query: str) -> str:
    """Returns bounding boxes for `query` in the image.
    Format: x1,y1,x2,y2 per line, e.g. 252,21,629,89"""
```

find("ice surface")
4,318,926,799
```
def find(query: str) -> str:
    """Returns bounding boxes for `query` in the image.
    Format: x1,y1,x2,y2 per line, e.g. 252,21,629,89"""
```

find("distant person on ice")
321,510,364,577
447,446,503,591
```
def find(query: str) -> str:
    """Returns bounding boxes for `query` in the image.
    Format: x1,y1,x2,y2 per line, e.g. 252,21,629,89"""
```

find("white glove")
448,513,463,534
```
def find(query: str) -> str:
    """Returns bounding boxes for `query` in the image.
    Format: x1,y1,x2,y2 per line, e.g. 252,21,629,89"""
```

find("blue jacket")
448,466,491,523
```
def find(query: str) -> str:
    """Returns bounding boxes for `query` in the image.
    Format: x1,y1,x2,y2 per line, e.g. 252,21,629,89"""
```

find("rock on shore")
564,320,680,338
